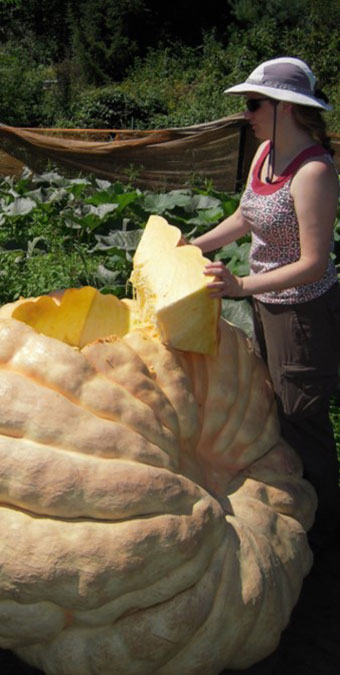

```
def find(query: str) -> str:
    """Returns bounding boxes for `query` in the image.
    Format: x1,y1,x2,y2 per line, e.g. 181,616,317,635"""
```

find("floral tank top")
240,142,338,304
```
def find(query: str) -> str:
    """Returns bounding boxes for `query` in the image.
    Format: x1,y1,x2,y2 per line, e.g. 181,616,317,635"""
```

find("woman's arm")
205,160,339,298
192,205,250,253
191,143,267,253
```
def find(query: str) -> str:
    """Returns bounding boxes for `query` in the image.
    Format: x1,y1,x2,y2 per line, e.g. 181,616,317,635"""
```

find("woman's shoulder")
291,150,339,199
293,147,337,180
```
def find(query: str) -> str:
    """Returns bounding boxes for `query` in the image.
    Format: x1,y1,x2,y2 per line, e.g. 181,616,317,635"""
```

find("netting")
1,115,339,191
0,115,258,191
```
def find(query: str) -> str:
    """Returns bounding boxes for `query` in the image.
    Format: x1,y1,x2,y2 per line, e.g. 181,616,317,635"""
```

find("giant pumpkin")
0,216,316,675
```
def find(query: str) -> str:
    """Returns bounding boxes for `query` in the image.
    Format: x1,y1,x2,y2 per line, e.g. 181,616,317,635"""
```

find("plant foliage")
1,2,340,130
0,168,248,307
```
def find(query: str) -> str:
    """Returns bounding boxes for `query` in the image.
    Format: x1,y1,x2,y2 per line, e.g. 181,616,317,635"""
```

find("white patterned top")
240,142,338,304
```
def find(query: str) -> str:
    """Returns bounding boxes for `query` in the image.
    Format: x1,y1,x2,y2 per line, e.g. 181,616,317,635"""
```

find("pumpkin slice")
130,215,220,354
9,287,130,348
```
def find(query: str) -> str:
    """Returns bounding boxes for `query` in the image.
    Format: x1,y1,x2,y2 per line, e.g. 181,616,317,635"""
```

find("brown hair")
292,105,334,156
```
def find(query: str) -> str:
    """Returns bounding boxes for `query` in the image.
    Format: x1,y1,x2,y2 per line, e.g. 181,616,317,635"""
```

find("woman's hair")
291,105,334,155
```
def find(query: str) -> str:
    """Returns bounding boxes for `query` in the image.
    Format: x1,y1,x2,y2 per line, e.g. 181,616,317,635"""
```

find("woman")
193,57,340,554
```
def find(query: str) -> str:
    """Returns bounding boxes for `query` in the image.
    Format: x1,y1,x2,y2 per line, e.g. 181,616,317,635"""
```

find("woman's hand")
204,261,245,298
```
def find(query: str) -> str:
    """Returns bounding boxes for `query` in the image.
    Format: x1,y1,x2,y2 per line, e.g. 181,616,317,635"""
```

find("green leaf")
186,207,224,226
221,298,254,338
86,191,118,206
26,188,47,202
215,242,239,260
26,236,48,259
95,179,112,190
86,190,140,211
232,261,250,276
88,203,119,219
221,196,240,216
64,203,120,232
237,242,251,261
32,172,68,187
66,183,89,199
93,230,142,252
214,241,251,274
142,190,192,214
96,264,122,285
3,197,36,217
184,194,221,212
68,178,91,186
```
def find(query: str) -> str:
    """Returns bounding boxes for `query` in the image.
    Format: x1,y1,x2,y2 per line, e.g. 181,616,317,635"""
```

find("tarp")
0,114,339,191
0,114,258,191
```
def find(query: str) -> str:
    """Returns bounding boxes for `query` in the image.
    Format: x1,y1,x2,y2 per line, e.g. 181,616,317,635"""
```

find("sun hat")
224,57,332,111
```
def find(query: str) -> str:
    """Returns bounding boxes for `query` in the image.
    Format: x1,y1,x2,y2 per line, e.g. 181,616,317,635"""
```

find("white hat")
224,57,332,111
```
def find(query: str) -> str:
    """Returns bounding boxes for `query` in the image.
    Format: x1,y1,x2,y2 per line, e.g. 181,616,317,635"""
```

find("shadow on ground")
1,542,339,675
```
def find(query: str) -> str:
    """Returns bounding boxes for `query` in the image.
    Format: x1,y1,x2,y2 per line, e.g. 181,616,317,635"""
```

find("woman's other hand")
204,261,245,298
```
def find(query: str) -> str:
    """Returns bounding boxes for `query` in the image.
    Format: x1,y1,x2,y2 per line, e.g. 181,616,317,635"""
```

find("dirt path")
1,542,340,675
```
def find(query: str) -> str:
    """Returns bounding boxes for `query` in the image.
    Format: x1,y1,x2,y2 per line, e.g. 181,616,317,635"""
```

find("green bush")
67,0,146,84
121,35,238,128
2,3,340,133
0,43,51,126
67,85,167,129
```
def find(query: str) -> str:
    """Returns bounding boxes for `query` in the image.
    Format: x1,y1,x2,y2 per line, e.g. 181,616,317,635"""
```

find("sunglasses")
245,97,272,112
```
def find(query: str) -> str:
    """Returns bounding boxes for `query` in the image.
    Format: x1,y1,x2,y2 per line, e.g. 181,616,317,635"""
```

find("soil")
1,542,339,675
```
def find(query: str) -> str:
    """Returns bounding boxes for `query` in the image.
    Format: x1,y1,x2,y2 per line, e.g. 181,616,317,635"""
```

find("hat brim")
224,83,332,111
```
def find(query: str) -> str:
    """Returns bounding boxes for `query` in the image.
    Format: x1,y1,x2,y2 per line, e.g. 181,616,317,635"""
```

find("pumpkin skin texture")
0,311,316,675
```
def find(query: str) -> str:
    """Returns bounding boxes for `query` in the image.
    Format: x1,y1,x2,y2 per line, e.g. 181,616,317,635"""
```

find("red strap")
284,144,329,175
251,142,329,195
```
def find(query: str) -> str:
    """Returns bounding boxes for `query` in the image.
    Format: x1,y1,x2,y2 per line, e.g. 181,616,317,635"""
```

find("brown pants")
252,283,340,549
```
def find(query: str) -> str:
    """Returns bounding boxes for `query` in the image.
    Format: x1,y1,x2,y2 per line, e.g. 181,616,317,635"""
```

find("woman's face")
244,94,277,140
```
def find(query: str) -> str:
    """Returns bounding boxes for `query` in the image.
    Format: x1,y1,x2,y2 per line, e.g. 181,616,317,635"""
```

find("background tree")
1,0,340,130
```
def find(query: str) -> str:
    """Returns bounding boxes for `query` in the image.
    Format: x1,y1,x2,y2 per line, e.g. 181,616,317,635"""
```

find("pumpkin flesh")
8,286,130,348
